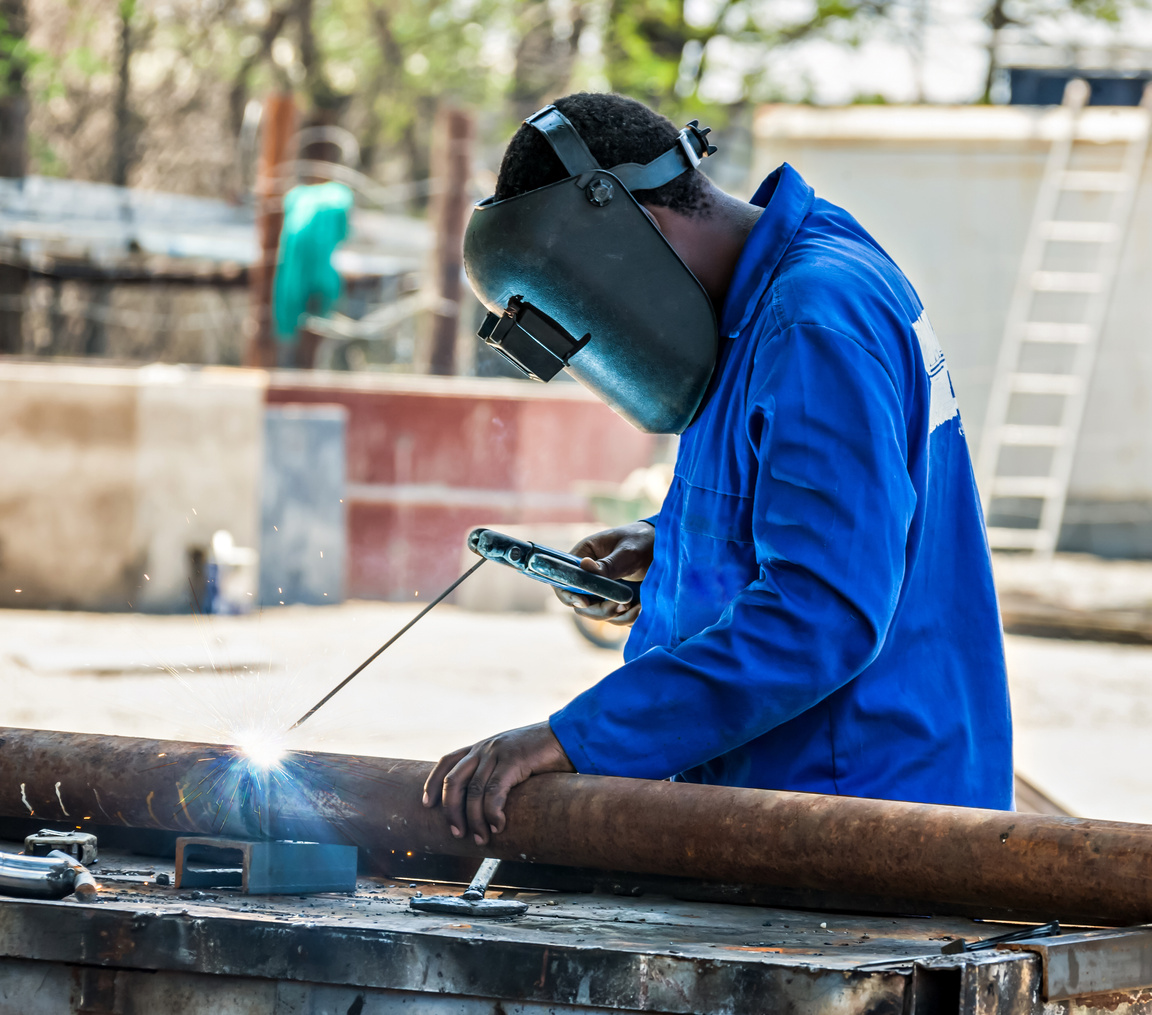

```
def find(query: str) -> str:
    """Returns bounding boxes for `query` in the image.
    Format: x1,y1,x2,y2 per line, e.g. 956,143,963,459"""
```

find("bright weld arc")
234,729,290,771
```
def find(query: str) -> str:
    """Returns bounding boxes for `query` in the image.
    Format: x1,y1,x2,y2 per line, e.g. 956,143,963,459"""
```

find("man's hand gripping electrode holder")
468,527,641,605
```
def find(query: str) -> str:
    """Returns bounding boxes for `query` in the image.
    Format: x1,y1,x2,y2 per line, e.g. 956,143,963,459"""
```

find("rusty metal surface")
15,843,1152,1014
0,959,672,1015
5,727,1152,925
1046,989,1152,1015
4,840,1152,1013
1005,929,1152,1001
0,845,986,1015
959,951,1044,1015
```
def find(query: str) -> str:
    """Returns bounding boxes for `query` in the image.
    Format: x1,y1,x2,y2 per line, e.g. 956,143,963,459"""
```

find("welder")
423,92,1013,846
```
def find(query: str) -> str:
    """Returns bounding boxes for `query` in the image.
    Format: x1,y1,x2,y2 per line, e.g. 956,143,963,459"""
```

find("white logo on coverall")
913,313,959,434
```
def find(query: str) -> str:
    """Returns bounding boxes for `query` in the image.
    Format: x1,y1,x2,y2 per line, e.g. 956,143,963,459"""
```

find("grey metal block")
1005,927,1152,1001
175,837,357,895
260,404,347,606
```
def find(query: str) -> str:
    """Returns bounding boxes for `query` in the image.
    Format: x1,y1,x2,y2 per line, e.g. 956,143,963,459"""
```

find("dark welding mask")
463,105,720,434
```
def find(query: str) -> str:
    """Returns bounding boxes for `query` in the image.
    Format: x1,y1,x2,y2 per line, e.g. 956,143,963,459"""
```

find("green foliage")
605,0,694,106
26,127,65,174
319,0,511,166
0,8,28,99
14,0,1152,190
602,0,896,124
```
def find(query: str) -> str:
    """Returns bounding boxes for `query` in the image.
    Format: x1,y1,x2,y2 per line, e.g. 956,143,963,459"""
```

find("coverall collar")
721,163,815,338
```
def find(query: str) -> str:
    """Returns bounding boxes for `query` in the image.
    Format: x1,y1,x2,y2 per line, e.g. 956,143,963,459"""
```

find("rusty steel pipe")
2,727,1150,924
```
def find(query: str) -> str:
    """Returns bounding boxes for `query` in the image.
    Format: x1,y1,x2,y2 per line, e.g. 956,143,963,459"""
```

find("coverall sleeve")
549,324,917,779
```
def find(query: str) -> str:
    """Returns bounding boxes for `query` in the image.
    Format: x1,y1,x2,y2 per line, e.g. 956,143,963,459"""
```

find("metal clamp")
25,828,97,867
678,120,717,169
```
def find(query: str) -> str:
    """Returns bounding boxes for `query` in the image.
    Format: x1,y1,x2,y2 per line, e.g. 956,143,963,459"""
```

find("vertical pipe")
427,106,475,376
245,93,297,369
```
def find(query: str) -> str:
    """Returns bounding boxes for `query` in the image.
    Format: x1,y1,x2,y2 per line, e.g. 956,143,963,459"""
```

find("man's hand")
556,521,655,627
422,721,575,846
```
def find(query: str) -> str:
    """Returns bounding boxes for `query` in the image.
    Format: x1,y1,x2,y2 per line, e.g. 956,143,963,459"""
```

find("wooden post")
427,106,475,376
244,93,297,369
0,0,29,354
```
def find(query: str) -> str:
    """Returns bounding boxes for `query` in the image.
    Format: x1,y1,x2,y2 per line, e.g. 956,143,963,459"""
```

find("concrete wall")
0,362,265,611
752,105,1152,555
0,364,653,610
266,372,657,599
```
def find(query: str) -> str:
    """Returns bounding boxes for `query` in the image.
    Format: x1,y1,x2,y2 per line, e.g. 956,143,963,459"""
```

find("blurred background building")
4,0,1152,603
3,0,1152,818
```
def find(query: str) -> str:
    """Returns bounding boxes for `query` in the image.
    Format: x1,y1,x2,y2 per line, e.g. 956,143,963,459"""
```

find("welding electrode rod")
290,558,486,729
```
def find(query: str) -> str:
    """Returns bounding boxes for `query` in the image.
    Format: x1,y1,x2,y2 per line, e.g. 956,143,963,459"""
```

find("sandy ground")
0,584,1150,824
0,599,617,765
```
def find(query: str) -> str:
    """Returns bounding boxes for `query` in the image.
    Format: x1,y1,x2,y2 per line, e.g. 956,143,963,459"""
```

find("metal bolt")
587,178,614,206
508,547,523,562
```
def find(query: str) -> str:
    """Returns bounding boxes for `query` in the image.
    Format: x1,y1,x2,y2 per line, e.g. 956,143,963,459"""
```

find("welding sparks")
234,728,289,771
155,617,365,843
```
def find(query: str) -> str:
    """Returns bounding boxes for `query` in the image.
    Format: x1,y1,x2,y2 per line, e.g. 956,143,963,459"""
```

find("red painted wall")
267,372,656,599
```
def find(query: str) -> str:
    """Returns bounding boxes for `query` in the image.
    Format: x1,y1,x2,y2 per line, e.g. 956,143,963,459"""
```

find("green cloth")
272,181,354,340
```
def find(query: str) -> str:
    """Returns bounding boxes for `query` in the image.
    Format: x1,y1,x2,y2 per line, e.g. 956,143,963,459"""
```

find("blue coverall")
550,164,1014,810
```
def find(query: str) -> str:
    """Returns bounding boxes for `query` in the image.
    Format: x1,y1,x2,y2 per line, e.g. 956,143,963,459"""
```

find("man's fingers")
423,723,575,840
573,599,624,621
554,588,592,609
554,524,655,612
441,751,482,839
465,752,499,845
605,602,642,626
575,599,640,624
581,546,644,581
482,759,530,835
423,747,469,807
569,534,615,561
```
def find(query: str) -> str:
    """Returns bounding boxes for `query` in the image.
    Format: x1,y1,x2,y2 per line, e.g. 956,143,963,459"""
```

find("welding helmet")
464,105,720,434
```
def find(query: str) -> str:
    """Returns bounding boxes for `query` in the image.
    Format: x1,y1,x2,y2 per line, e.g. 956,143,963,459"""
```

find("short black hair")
494,92,710,215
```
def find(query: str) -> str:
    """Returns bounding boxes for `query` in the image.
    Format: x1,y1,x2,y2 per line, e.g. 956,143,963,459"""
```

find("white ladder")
976,78,1152,556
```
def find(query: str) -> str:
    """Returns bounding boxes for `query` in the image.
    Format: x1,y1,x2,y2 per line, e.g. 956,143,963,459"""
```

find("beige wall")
0,362,265,611
752,104,1152,506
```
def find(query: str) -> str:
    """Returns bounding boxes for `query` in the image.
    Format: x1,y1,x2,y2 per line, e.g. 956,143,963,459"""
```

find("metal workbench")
2,845,1151,1015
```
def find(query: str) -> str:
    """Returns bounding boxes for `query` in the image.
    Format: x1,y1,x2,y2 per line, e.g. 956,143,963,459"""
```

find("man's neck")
643,184,764,311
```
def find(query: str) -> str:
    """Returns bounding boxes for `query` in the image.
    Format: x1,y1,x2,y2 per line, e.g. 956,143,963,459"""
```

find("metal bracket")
1003,927,1152,1001
25,828,98,867
175,837,357,895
